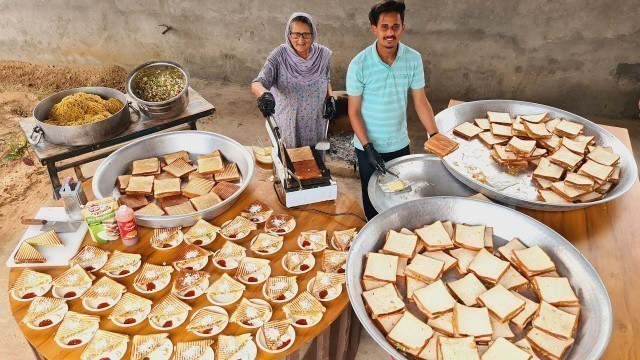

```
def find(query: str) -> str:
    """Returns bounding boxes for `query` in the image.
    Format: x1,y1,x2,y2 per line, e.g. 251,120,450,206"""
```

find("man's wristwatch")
429,131,439,138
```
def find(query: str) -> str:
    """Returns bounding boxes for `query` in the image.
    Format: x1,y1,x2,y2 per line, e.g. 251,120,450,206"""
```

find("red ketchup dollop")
299,264,310,271
217,260,227,267
295,319,308,326
163,320,173,328
277,339,292,350
84,266,95,272
162,243,172,248
123,318,136,324
275,294,286,301
247,277,258,283
319,290,329,299
118,270,130,276
38,319,53,327
145,282,156,291
302,240,311,248
97,302,110,309
193,240,203,246
63,291,77,298
184,290,196,297
21,292,37,300
67,339,82,346
337,268,346,274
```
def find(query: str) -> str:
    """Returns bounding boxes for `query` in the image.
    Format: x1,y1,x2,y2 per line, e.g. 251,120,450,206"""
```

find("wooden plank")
19,87,214,163
8,173,365,359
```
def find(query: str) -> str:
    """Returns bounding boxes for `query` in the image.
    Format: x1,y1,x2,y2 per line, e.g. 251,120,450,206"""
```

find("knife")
21,218,82,233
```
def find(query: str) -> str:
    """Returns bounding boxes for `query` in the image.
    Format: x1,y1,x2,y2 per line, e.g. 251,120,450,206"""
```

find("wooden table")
8,170,366,360
19,87,215,199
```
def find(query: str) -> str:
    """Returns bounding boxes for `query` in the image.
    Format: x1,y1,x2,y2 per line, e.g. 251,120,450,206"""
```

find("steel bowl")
346,197,612,360
125,60,190,120
92,130,254,228
32,87,130,146
367,154,476,213
436,100,638,211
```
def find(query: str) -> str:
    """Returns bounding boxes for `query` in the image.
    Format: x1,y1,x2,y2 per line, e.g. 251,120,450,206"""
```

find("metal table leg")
189,120,198,130
45,163,61,200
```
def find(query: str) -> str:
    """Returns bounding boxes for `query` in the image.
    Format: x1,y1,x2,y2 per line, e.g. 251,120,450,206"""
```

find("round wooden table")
8,166,365,360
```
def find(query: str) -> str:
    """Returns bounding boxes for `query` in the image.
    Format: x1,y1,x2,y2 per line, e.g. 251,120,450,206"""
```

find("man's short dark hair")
369,0,406,26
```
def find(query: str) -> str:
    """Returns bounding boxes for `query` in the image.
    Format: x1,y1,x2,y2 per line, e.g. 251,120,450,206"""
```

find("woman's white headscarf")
268,12,331,84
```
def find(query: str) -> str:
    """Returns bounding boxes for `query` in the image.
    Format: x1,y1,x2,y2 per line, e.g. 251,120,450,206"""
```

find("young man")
347,0,439,219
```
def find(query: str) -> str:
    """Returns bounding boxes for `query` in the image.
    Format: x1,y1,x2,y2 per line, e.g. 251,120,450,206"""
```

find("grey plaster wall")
1,0,638,117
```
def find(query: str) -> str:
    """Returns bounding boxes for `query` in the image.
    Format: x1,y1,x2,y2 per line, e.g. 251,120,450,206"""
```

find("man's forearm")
413,90,438,135
348,96,370,146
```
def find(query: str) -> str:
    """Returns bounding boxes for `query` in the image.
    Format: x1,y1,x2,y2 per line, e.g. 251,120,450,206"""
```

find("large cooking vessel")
92,130,254,228
436,100,638,211
346,197,612,360
31,87,130,146
125,60,190,120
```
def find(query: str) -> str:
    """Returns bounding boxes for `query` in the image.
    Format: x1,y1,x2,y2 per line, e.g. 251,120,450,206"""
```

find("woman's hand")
257,92,276,117
323,96,337,120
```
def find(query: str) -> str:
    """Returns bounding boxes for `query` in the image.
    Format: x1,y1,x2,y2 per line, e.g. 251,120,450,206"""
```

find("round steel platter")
435,100,638,211
368,154,476,213
346,197,612,360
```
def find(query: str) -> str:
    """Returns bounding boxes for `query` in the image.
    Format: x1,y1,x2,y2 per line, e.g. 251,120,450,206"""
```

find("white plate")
25,302,68,330
111,305,151,327
285,310,322,328
256,325,296,354
330,237,353,251
143,338,173,360
249,235,282,256
189,306,229,337
219,220,252,241
6,207,89,268
185,232,216,247
281,254,315,274
297,235,327,253
212,256,243,270
103,342,128,360
262,281,298,303
237,267,271,285
174,278,209,300
306,277,342,302
104,259,142,278
265,219,296,235
81,255,109,273
52,284,91,300
207,289,244,306
149,311,189,330
54,322,99,348
243,212,271,224
236,299,272,329
173,256,208,272
82,291,123,312
10,283,52,302
151,231,184,250
133,273,172,294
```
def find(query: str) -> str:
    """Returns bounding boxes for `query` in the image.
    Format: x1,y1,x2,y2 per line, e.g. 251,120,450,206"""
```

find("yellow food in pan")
46,92,123,126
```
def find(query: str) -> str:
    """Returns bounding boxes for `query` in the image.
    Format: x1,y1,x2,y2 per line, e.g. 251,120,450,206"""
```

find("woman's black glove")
363,143,385,173
323,96,337,120
257,92,276,117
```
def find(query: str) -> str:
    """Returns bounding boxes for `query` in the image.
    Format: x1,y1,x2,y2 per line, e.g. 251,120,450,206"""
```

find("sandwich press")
21,218,82,233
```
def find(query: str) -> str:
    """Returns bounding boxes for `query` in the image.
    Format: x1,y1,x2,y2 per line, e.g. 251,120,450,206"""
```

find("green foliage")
2,133,30,163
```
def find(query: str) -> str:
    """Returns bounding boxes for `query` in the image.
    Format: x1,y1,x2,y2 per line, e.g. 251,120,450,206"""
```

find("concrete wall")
1,0,639,117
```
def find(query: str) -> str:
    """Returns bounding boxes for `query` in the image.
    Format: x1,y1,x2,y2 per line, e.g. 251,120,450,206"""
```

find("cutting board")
5,207,88,268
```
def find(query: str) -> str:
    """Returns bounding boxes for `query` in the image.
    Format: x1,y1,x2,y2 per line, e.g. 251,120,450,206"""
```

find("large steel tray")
346,197,612,360
92,130,254,228
436,100,638,211
367,154,476,213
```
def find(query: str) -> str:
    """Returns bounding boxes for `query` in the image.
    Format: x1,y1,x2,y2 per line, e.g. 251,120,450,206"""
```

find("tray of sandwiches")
9,195,359,360
434,100,637,211
92,130,255,228
346,197,611,360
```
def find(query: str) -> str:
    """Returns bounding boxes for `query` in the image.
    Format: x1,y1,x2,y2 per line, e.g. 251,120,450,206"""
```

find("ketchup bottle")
115,205,139,246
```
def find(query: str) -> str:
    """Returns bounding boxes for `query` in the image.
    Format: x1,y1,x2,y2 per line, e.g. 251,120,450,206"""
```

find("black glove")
363,143,385,173
257,92,276,117
323,96,337,120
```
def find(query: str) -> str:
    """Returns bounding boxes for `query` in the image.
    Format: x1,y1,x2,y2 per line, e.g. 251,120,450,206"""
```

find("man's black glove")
323,96,337,120
257,92,276,117
363,143,385,173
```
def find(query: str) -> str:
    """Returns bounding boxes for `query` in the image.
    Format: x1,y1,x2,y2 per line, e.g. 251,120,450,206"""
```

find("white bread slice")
578,160,614,183
557,306,581,317
550,181,589,201
587,146,620,166
511,121,528,137
564,172,594,191
452,303,493,338
532,157,565,181
553,119,583,138
422,251,458,273
361,278,388,291
475,118,491,130
406,275,428,303
531,276,579,307
413,280,456,318
405,254,445,283
454,122,484,140
449,248,481,275
478,132,510,147
374,310,404,334
538,134,562,152
477,284,525,322
561,137,589,154
487,112,513,124
442,221,454,238
548,146,583,170
437,336,480,360
447,273,487,307
381,230,418,258
481,337,531,360
490,123,513,138
363,252,398,282
468,249,510,284
387,311,434,354
417,331,443,360
489,315,515,341
427,312,455,336
532,301,578,340
510,292,539,331
396,257,408,278
496,238,527,264
483,227,494,252
512,245,556,277
538,189,571,204
526,328,574,360
454,224,486,251
532,176,554,190
497,266,528,291
523,121,553,139
521,113,548,123
507,137,537,155
362,283,405,318
545,118,562,133
415,221,454,251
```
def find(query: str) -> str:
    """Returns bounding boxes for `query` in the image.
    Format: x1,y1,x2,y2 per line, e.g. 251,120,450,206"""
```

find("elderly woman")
252,12,336,148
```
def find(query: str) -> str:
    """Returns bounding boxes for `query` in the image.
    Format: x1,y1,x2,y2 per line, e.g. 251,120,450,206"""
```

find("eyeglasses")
289,32,313,40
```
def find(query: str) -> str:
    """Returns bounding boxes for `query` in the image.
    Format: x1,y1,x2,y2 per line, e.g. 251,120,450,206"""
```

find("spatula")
21,218,82,233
